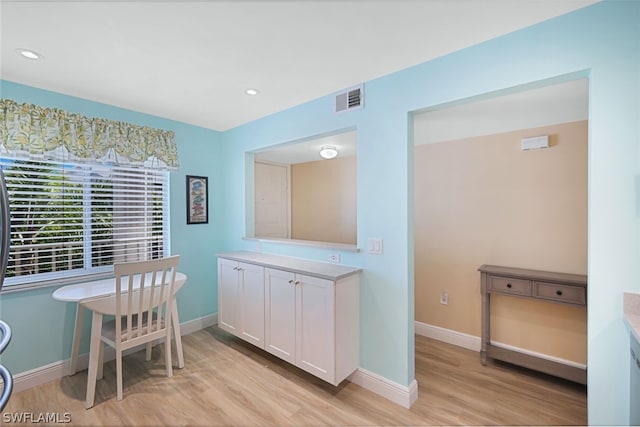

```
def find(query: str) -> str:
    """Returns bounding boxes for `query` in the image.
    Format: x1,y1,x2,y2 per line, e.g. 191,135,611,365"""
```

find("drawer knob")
506,283,512,288
556,290,563,296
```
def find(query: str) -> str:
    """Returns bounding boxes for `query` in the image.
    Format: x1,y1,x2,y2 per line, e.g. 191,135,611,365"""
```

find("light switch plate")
367,238,383,254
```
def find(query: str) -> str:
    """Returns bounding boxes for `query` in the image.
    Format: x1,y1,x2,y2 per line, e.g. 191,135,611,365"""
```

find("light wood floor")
4,326,587,426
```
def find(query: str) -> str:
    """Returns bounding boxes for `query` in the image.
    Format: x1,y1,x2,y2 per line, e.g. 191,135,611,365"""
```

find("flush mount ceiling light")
245,88,259,96
319,146,338,160
16,48,43,60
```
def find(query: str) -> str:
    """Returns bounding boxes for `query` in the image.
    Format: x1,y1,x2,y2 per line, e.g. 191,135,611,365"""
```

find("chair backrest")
114,255,180,343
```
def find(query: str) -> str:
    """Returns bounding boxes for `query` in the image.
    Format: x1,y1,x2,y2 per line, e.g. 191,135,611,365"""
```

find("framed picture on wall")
186,175,208,224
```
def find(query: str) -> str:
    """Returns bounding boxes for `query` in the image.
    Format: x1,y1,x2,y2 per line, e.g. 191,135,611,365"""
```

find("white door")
218,258,240,335
296,273,335,383
239,262,265,348
255,162,289,238
264,268,296,363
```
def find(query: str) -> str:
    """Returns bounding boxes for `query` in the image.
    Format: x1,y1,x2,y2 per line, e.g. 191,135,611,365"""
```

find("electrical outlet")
328,253,340,263
440,291,449,305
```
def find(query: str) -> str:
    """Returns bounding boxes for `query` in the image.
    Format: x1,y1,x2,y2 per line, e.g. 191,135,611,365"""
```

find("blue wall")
220,2,639,424
1,1,639,424
0,80,224,372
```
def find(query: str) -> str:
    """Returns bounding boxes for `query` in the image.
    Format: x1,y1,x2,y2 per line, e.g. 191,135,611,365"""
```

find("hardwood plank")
4,327,587,425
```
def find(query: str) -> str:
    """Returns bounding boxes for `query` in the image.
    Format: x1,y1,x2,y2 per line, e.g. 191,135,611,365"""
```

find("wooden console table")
478,264,587,384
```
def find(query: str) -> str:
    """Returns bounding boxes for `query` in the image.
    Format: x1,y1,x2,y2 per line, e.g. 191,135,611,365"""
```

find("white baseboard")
348,368,418,409
13,360,73,394
179,312,218,336
415,320,481,351
12,313,218,394
414,320,587,370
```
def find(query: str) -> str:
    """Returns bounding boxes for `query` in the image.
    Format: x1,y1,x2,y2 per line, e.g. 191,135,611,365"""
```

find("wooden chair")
83,255,181,408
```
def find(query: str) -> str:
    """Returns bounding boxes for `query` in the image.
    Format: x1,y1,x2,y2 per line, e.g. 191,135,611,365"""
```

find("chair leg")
97,341,104,380
171,305,184,369
165,331,173,378
116,348,123,401
85,312,103,409
145,342,153,361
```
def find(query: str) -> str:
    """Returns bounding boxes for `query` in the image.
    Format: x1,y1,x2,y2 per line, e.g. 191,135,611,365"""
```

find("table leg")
85,311,103,409
69,304,85,375
171,304,184,369
481,291,490,366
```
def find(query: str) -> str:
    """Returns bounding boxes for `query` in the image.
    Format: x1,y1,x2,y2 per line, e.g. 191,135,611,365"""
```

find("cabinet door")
218,258,240,335
296,273,335,383
238,262,265,348
264,268,296,363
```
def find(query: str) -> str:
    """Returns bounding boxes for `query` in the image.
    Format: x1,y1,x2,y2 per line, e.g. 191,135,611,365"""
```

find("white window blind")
0,158,169,289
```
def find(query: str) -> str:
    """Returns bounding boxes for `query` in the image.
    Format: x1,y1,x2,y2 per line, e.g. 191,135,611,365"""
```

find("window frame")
0,157,171,293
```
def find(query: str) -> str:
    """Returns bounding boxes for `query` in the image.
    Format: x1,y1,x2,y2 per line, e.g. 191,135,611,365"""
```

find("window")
1,157,169,289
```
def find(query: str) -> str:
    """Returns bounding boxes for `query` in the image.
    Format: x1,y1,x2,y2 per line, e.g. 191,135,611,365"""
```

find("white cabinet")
631,333,640,425
217,258,265,349
293,272,338,383
218,252,360,386
263,266,359,385
265,268,353,384
264,268,296,363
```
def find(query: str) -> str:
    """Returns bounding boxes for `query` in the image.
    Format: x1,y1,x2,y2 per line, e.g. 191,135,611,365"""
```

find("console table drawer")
534,281,586,305
488,276,531,296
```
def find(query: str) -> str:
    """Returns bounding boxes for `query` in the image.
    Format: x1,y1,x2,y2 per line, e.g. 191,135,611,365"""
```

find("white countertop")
624,292,640,344
217,251,361,281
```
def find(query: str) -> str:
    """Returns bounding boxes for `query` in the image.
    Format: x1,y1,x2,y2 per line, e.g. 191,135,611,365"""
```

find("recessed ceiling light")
16,48,42,60
245,88,259,96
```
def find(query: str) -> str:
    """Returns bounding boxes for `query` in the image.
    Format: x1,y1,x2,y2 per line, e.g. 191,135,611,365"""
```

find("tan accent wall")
291,155,357,244
414,121,587,364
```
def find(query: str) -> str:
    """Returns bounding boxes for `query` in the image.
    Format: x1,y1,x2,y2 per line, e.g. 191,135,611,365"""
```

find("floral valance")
0,98,179,171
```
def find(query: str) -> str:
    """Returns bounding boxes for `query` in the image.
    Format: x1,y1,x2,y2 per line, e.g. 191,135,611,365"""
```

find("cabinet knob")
295,281,300,285
556,290,563,296
506,283,512,288
288,280,294,284
232,266,238,271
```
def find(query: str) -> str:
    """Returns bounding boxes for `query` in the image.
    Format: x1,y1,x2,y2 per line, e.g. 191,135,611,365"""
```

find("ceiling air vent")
335,84,364,113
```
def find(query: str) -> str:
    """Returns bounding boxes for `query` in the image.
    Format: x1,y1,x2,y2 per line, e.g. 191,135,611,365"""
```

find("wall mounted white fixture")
521,135,549,150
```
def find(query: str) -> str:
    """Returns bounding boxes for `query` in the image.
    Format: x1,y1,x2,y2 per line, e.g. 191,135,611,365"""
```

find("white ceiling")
0,0,598,132
254,129,357,164
414,78,589,145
